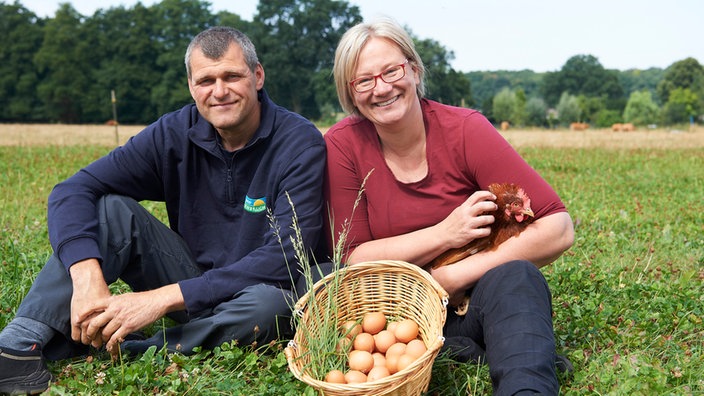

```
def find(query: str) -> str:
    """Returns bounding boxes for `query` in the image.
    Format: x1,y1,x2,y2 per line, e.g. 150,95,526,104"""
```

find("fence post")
111,89,119,145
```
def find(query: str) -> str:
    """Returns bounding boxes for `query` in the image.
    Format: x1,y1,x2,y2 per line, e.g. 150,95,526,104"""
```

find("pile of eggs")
324,312,427,384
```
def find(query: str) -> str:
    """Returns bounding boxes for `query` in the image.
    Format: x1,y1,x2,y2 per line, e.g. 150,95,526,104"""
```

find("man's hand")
69,259,187,356
88,284,186,355
69,259,111,348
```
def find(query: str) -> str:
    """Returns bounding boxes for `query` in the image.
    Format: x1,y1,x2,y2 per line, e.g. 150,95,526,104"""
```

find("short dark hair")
185,26,259,78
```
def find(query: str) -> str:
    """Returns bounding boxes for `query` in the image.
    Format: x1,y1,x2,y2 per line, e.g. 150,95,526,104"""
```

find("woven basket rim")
292,260,448,313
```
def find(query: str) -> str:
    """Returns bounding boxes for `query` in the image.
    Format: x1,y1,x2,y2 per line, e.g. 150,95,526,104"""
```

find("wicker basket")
285,260,449,396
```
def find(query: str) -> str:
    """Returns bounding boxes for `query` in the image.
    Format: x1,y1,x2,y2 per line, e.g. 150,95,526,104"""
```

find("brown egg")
353,332,375,353
385,342,407,358
336,337,352,354
325,369,346,384
386,321,398,334
373,330,396,354
344,370,367,384
362,312,386,335
385,353,400,374
367,365,391,382
341,320,362,339
372,352,386,367
396,354,416,372
393,319,419,343
348,350,374,374
405,339,427,359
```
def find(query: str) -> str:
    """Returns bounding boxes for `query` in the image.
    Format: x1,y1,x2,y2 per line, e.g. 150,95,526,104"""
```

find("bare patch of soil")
1,123,703,149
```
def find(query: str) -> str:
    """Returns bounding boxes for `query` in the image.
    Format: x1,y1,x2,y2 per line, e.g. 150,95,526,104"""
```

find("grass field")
1,124,703,395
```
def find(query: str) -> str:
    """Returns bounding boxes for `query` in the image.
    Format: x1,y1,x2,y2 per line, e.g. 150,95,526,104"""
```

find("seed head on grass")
272,171,373,380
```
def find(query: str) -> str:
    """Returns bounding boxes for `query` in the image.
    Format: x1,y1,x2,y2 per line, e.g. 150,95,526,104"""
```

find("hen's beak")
522,208,535,217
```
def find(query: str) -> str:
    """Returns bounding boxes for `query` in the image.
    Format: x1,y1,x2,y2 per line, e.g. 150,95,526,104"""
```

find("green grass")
1,144,702,395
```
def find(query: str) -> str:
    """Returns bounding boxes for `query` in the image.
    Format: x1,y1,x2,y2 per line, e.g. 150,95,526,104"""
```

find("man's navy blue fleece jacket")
47,89,326,315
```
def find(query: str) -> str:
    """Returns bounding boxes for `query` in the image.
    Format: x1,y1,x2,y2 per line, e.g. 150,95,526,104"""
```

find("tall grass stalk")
272,172,371,381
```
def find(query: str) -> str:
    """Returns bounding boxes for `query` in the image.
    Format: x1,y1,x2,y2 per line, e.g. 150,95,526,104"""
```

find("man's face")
187,43,265,135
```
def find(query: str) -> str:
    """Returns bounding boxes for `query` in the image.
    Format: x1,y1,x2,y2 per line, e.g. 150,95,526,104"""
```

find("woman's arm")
430,211,574,304
347,190,498,265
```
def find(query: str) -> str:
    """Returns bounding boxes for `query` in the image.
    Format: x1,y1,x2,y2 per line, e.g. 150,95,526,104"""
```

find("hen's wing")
429,238,489,268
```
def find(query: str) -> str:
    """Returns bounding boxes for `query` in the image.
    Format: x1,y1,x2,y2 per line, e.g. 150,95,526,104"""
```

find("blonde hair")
333,17,426,115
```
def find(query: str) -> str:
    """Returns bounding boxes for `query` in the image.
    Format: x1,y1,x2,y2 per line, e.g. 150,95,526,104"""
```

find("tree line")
1,0,702,127
471,56,704,128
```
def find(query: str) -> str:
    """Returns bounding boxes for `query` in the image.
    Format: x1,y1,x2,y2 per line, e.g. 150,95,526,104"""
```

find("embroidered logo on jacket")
244,196,267,213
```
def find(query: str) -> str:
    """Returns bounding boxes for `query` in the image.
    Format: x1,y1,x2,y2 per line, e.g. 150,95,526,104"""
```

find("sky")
18,0,704,73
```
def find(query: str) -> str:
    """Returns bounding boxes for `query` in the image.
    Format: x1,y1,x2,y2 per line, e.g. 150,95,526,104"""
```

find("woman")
324,17,574,395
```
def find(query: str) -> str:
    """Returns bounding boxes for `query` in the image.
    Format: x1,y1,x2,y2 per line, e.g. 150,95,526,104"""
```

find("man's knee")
227,284,294,342
228,284,292,326
99,194,143,220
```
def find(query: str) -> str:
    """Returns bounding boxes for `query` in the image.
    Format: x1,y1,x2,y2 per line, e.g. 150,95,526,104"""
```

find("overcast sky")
19,0,704,73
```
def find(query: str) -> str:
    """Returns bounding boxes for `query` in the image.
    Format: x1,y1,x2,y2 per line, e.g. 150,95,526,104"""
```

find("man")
0,26,325,394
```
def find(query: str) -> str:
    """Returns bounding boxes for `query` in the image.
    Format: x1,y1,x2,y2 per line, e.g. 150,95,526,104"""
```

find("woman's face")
351,37,420,127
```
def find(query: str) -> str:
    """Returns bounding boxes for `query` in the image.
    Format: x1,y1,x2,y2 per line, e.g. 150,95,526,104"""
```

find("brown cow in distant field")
500,121,510,131
612,122,635,131
105,119,118,126
570,122,589,131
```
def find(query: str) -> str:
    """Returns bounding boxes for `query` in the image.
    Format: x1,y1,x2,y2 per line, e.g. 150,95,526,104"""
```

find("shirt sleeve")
460,112,566,219
47,123,168,270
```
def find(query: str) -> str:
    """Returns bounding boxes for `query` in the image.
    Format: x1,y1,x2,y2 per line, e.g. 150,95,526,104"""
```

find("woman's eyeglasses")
349,59,409,93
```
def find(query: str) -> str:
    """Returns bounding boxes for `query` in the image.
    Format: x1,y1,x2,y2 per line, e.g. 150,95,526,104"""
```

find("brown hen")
430,183,534,268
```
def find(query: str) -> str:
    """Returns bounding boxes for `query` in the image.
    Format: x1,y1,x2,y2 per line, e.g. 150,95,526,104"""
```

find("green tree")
593,109,621,128
0,2,44,121
661,87,700,125
492,87,516,124
414,36,472,107
576,95,605,124
467,72,511,112
623,90,660,126
466,70,542,113
656,57,704,104
149,0,217,116
525,97,548,127
556,92,581,126
33,3,93,123
513,89,527,126
541,54,624,109
618,68,664,101
82,4,162,123
215,10,250,31
251,0,361,119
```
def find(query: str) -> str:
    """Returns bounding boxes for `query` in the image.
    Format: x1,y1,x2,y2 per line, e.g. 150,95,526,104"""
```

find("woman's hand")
430,211,575,300
347,190,499,266
437,190,497,250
